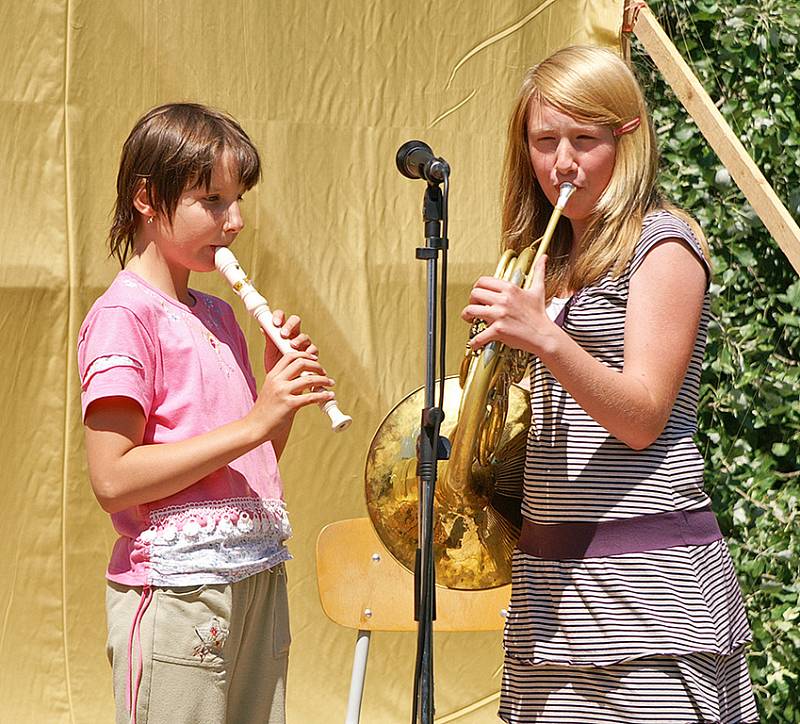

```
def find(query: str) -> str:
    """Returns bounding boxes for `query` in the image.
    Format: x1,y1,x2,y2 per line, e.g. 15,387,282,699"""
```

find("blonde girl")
463,46,758,723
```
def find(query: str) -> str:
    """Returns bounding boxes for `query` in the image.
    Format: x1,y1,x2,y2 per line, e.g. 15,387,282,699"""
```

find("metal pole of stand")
413,183,446,724
394,140,451,724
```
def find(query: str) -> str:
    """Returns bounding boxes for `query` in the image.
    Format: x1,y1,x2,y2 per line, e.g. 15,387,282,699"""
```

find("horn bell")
364,376,529,590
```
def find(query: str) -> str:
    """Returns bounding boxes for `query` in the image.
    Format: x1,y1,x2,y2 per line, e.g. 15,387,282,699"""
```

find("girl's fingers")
268,349,319,376
281,314,302,339
468,326,494,350
279,354,327,379
289,333,312,350
462,303,499,323
468,286,504,306
531,255,547,291
473,275,507,292
293,389,337,409
285,374,334,395
271,310,302,340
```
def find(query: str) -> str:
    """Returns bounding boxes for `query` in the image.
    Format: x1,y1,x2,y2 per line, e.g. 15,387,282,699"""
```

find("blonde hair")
502,45,707,296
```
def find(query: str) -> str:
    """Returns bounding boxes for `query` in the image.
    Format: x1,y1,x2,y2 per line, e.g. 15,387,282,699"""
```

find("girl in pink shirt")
78,103,333,724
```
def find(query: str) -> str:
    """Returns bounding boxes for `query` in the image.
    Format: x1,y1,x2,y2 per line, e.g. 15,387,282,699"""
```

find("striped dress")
499,211,758,723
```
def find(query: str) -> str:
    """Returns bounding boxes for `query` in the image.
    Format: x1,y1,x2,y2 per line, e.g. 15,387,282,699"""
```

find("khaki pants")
106,565,290,724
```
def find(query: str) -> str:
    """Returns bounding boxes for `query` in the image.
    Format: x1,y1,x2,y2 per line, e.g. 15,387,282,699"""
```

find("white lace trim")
141,497,292,585
83,354,141,385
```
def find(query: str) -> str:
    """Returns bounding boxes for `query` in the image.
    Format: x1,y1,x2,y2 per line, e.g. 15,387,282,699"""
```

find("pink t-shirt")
78,270,291,586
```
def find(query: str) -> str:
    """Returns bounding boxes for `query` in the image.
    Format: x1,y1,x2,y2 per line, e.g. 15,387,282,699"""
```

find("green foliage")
633,1,800,719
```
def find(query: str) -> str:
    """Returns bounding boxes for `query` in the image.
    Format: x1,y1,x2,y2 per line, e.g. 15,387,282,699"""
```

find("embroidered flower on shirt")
128,275,184,322
197,295,228,340
193,616,229,661
203,329,234,378
201,295,222,328
160,300,180,322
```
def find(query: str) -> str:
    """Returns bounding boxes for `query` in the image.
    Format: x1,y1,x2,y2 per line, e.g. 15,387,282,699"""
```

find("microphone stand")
411,174,451,724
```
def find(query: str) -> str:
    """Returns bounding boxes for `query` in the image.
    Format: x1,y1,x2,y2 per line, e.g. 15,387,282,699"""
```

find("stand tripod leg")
345,629,371,724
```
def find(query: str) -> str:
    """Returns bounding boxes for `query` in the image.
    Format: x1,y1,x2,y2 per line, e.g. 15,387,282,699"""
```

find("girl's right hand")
461,255,554,356
247,350,335,443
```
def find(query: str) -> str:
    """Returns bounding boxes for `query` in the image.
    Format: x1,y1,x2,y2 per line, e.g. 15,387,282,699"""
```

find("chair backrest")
315,517,510,632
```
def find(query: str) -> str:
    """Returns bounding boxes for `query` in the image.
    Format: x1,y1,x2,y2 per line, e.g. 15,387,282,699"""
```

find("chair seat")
316,517,510,632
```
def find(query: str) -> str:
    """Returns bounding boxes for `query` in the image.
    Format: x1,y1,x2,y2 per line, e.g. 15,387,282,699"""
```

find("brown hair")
502,46,707,297
109,102,261,267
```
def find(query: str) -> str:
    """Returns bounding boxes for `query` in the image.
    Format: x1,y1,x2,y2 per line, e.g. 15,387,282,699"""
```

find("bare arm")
84,351,333,513
463,239,706,449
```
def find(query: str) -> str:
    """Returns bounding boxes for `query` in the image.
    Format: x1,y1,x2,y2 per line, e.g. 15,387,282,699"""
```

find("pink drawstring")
126,586,153,724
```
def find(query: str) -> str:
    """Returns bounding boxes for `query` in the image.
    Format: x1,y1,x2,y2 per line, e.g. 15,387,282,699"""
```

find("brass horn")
365,183,575,589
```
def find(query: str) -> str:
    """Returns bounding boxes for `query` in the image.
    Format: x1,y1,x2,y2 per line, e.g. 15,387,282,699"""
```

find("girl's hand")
249,350,334,443
461,255,554,355
263,310,319,371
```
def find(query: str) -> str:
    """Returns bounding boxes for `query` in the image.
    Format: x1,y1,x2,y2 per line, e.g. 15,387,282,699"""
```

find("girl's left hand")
461,255,552,354
263,310,319,371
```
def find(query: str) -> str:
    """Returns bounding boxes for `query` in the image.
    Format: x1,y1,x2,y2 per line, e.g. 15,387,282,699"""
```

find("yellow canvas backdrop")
0,1,622,721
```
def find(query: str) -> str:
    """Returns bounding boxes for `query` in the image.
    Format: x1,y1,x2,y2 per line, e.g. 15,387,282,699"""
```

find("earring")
147,216,154,224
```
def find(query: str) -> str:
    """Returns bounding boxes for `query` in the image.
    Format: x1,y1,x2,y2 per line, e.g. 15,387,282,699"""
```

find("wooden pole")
631,3,800,275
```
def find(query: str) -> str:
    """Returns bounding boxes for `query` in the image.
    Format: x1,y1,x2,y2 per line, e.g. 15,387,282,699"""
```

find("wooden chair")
315,517,510,723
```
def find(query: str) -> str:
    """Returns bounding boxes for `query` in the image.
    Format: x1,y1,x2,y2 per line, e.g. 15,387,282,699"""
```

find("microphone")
396,140,450,183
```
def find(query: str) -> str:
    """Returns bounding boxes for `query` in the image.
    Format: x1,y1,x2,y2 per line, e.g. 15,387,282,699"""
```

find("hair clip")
613,117,641,137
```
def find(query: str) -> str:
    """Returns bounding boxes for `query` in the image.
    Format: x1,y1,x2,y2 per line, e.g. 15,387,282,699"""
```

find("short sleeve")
628,211,711,289
77,306,156,421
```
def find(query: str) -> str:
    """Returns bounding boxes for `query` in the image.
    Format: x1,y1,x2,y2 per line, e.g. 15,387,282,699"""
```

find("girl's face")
152,152,246,275
527,101,616,226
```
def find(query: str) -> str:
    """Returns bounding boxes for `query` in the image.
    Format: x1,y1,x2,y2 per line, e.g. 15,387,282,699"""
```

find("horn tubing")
531,181,575,269
443,182,575,497
214,246,352,432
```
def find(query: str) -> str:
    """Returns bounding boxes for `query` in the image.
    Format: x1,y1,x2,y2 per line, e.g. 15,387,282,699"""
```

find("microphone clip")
396,140,450,184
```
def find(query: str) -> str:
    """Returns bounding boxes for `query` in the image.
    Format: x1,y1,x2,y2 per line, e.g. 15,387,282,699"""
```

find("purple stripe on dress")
518,506,722,559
